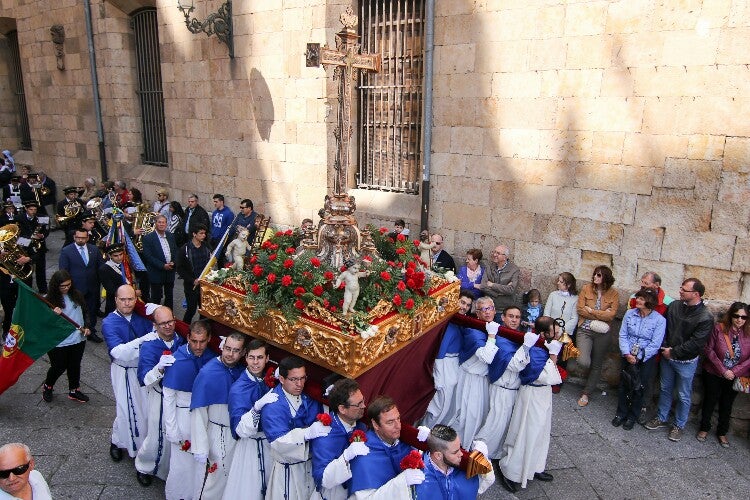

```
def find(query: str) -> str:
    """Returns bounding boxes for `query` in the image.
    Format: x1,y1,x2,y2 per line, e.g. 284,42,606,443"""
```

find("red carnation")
340,266,347,272
380,271,391,281
396,233,406,242
275,231,283,237
323,299,330,308
249,255,258,264
294,286,305,297
269,244,279,251
303,271,314,280
362,255,372,262
406,278,416,289
162,350,172,356
267,273,277,284
349,430,368,443
329,306,337,312
284,229,294,236
283,258,294,269
268,253,277,261
252,265,263,277
264,365,277,388
261,240,272,249
251,283,260,294
180,440,191,451
338,282,345,290
294,299,305,310
406,261,417,270
286,247,296,254
396,247,406,255
312,285,323,296
413,240,420,247
207,462,218,474
397,281,406,291
400,450,425,470
405,298,415,310
324,271,334,281
393,294,402,306
379,227,388,234
281,275,293,286
310,257,321,268
316,413,332,426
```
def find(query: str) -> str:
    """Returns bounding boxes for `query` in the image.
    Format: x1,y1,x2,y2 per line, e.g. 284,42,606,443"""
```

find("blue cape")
458,327,487,365
349,430,413,495
228,369,273,440
162,343,215,392
101,312,153,359
415,451,480,499
137,335,184,386
310,414,367,490
190,357,244,410
260,384,323,443
436,323,462,358
487,336,521,384
519,346,549,385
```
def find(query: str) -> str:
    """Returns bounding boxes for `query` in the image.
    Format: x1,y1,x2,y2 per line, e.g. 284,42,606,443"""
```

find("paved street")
1,233,749,499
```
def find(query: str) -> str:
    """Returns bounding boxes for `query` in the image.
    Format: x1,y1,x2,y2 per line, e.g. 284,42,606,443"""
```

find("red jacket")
628,287,670,316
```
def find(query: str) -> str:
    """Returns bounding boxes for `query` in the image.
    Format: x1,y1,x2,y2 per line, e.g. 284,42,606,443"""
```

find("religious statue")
417,230,435,269
334,259,370,316
225,227,250,271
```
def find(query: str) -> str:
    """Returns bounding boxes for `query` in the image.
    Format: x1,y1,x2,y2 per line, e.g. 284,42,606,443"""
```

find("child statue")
225,227,251,271
417,230,436,269
334,259,370,316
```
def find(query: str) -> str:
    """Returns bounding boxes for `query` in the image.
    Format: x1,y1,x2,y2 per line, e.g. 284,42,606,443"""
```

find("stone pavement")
1,233,749,499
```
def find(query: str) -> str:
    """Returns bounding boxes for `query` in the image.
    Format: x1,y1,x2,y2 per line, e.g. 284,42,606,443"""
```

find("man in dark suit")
430,232,456,272
59,227,104,342
141,214,177,310
99,243,140,314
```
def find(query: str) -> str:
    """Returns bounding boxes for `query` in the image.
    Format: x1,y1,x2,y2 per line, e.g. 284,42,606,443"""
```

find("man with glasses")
0,443,51,500
430,233,456,272
102,285,158,463
190,332,246,499
261,356,328,500
479,244,520,317
235,198,258,244
134,306,183,486
310,378,369,500
225,340,278,500
645,278,714,442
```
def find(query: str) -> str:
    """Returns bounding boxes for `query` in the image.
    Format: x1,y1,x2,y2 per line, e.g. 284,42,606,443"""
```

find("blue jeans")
656,356,698,429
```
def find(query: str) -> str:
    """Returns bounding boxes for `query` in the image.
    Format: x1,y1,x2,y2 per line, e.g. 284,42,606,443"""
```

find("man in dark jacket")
182,194,210,235
645,278,713,442
141,214,177,310
175,223,212,323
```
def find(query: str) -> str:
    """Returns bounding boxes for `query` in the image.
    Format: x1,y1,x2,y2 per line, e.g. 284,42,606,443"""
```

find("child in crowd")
521,289,543,331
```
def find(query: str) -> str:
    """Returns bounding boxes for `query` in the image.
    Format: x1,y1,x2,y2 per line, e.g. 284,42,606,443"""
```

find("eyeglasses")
239,205,248,209
346,400,366,408
156,319,176,327
732,314,748,320
593,273,602,278
285,375,308,383
433,241,443,245
0,462,30,479
222,346,243,354
679,287,696,293
59,282,72,289
479,306,495,312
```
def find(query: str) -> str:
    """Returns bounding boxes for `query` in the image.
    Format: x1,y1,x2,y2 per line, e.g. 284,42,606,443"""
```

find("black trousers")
699,371,739,436
150,281,174,311
83,289,98,332
35,253,47,294
45,341,86,391
183,281,201,323
0,281,18,334
616,356,657,422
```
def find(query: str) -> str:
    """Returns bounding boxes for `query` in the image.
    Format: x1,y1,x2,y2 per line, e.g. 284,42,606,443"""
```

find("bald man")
0,443,51,500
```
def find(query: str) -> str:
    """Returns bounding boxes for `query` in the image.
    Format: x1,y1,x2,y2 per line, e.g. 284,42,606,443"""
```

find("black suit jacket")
184,205,210,233
99,262,128,314
432,250,456,273
141,230,177,284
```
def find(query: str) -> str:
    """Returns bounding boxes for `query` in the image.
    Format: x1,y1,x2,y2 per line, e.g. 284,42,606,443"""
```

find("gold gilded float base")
199,280,460,378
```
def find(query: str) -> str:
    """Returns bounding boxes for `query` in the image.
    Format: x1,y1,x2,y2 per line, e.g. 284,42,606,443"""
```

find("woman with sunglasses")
41,269,90,403
575,265,619,407
697,302,750,447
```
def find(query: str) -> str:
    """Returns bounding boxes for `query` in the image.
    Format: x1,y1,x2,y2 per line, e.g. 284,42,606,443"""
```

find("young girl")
521,289,543,331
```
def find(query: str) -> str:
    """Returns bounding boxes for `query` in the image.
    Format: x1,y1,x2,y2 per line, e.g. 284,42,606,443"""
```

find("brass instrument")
55,199,82,226
29,223,45,253
132,203,158,251
0,224,33,280
107,190,118,208
39,185,51,197
556,304,580,361
85,197,108,226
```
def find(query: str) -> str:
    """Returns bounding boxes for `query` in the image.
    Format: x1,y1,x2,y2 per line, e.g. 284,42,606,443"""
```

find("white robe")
109,350,148,457
163,387,198,500
421,354,459,427
266,425,315,500
135,366,171,479
499,358,562,488
474,344,530,459
191,403,236,500
223,411,271,500
349,472,412,500
451,341,496,446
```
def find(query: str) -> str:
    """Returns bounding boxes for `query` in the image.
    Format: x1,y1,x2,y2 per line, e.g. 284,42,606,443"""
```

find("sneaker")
644,417,668,430
668,426,683,442
68,390,90,403
42,384,53,402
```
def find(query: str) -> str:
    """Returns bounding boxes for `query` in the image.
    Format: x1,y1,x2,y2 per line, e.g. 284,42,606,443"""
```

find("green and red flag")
0,280,81,395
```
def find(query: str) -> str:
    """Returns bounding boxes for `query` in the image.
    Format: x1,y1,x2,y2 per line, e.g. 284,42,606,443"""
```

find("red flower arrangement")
312,285,324,296
281,275,293,286
264,365,277,388
310,257,321,268
283,259,294,269
267,273,277,284
316,413,332,426
400,449,425,470
251,283,260,294
393,294,402,306
294,286,305,297
294,299,305,310
207,462,218,474
349,430,368,443
180,440,191,451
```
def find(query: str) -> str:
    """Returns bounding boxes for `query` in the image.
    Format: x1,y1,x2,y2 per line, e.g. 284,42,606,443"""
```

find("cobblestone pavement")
1,232,748,499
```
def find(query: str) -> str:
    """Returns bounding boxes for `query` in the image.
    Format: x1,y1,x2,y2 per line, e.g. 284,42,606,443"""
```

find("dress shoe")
623,419,635,431
611,416,624,427
136,471,152,487
498,470,520,493
87,332,103,343
109,443,123,462
534,471,554,482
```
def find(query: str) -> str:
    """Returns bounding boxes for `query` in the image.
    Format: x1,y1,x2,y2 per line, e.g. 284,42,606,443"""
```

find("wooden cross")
306,6,381,196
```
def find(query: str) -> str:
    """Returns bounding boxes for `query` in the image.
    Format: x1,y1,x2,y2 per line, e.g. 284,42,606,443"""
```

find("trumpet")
85,197,109,226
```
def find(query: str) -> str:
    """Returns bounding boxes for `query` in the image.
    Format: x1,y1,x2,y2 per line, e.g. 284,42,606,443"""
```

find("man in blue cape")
190,332,246,499
261,356,328,500
310,378,369,500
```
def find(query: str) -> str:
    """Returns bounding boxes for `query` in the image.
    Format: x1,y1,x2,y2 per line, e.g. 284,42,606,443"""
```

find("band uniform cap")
23,200,40,208
10,175,21,181
81,210,97,222
3,200,15,209
63,186,79,194
105,243,125,254
156,188,168,196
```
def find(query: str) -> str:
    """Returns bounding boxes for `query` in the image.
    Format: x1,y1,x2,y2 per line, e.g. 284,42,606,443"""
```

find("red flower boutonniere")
207,462,218,474
162,350,172,356
316,413,332,426
400,449,425,470
349,430,367,443
180,440,191,451
264,365,277,388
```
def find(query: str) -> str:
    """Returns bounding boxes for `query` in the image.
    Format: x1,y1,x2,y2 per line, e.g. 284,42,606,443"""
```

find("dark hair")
241,199,253,210
246,338,268,353
213,194,225,202
502,305,522,316
169,201,185,218
720,302,749,336
458,290,474,302
592,265,615,291
225,332,247,351
634,288,658,310
526,288,541,303
559,272,578,295
103,180,115,190
301,218,313,225
74,227,89,237
643,271,662,285
279,355,305,378
130,188,142,203
683,278,705,297
191,223,208,236
466,248,483,262
427,424,458,453
535,315,555,337
367,395,396,425
328,378,360,414
46,270,86,311
189,319,212,337
394,219,405,227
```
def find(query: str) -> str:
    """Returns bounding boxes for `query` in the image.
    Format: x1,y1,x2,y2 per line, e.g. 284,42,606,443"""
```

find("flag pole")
194,212,241,289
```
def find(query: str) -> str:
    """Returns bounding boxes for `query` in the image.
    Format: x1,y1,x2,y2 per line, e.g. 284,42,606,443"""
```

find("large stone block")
556,97,645,133
557,187,636,224
490,208,534,241
633,189,713,231
732,237,750,273
516,184,558,215
605,0,654,34
590,131,625,164
723,136,750,172
717,171,750,203
489,180,518,210
574,163,655,195
621,226,664,261
532,214,572,247
568,218,624,255
684,265,742,302
612,254,639,292
688,134,726,161
491,72,541,99
515,240,559,275
662,229,735,270
488,97,557,129
564,1,607,37
436,44,475,74
662,158,722,200
555,246,583,278
443,202,491,235
541,69,603,98
717,27,750,65
431,153,467,177
450,127,484,155
474,40,530,74
528,38,567,71
538,129,593,162
712,202,750,238
565,35,612,69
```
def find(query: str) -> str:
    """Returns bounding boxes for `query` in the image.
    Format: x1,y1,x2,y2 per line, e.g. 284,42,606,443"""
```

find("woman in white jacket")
543,272,579,336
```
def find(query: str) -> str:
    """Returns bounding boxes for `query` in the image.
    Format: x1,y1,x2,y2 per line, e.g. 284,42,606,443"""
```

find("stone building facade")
0,0,748,308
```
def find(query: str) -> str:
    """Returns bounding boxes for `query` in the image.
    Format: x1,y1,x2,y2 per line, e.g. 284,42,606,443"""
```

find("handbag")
589,320,610,334
621,362,643,401
722,332,750,393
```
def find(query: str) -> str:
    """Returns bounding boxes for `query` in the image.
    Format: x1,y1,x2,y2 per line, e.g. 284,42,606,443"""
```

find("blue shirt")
56,294,85,347
211,206,235,240
415,451,480,499
618,308,667,361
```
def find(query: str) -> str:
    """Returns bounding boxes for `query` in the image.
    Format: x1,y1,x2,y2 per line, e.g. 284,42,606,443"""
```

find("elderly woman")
456,248,485,299
698,302,750,447
543,272,579,336
576,265,619,407
612,289,665,430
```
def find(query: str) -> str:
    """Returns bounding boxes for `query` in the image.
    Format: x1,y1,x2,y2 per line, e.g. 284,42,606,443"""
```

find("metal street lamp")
176,0,233,58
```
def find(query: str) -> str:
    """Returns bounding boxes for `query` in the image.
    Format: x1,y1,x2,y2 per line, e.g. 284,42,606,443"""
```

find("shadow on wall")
249,68,274,142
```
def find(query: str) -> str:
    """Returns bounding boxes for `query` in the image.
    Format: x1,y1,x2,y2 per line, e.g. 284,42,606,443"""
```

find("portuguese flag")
0,280,80,395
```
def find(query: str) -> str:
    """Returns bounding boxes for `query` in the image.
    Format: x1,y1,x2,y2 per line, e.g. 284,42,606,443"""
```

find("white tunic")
223,410,271,500
421,354,459,427
163,387,198,500
499,359,562,488
109,344,148,458
451,340,496,446
349,472,412,500
135,362,171,479
266,426,315,500
191,404,236,500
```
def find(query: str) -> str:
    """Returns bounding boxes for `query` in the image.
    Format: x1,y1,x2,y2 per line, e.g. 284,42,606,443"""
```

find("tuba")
132,203,158,251
85,197,108,226
56,199,82,226
0,224,34,280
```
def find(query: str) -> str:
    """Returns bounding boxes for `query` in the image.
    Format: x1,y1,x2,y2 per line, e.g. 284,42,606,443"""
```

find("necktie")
185,209,192,233
119,263,127,284
79,246,89,265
